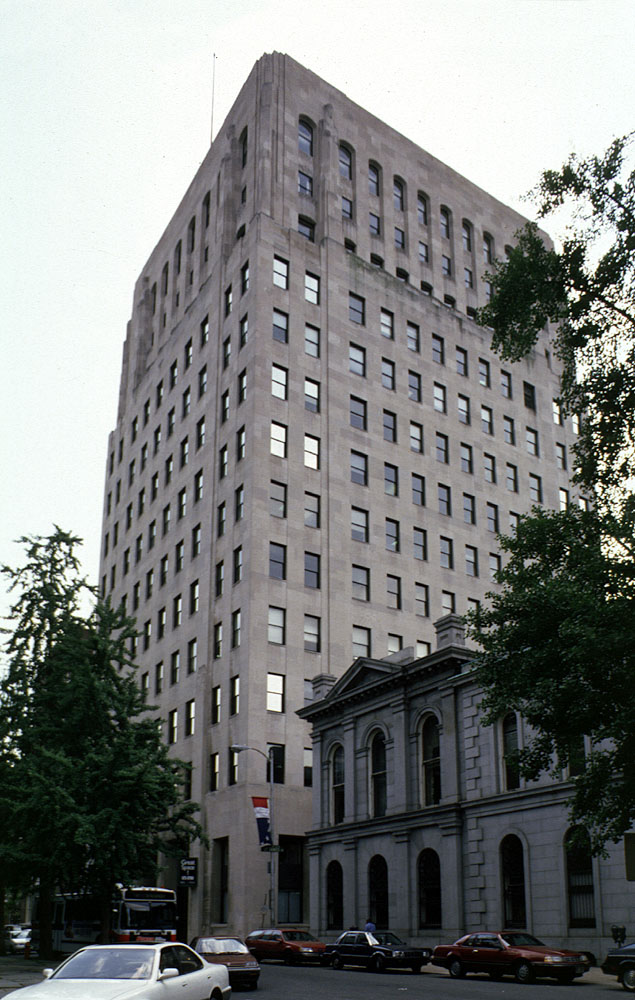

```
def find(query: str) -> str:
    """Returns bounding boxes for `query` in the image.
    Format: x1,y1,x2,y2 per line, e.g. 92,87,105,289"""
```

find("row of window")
324,827,596,932
210,742,312,792
139,639,199,697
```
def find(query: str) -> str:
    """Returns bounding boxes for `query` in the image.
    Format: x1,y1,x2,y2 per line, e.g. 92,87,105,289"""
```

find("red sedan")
431,932,589,984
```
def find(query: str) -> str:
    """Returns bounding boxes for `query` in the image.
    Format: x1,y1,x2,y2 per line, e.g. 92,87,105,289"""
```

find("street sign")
179,857,198,887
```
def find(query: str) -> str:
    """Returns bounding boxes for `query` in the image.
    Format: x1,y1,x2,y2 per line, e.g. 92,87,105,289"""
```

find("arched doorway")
368,854,389,929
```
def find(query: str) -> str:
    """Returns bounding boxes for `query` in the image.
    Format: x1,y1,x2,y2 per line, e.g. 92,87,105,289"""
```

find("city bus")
35,886,177,954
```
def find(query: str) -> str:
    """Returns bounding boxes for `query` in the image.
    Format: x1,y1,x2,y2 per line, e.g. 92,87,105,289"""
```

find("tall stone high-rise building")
99,52,581,938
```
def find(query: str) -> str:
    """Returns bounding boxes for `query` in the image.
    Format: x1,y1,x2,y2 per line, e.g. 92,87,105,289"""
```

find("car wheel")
449,958,465,979
371,954,386,973
515,961,534,984
622,967,635,992
332,955,344,970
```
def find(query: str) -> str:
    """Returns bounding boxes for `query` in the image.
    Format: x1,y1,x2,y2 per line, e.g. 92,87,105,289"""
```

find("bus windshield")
123,901,177,931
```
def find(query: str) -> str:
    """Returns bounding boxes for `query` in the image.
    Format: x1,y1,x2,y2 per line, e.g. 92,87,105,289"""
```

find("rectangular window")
504,416,515,445
481,405,493,435
387,574,402,609
553,398,563,425
463,493,476,524
438,484,452,516
305,271,320,304
432,334,445,365
189,579,199,614
413,527,427,561
351,506,369,542
304,552,320,589
479,358,491,387
342,196,353,219
349,292,365,325
487,502,499,532
457,394,470,424
211,685,221,724
304,378,320,412
268,606,285,645
351,450,368,485
352,626,371,658
415,583,429,617
170,649,180,685
184,699,195,737
213,622,222,659
410,421,423,453
270,422,287,458
233,546,243,584
559,488,570,511
168,709,178,745
304,614,321,652
267,743,285,784
440,536,454,569
224,285,233,316
298,171,313,196
409,371,422,402
271,364,287,399
381,358,396,390
433,382,446,412
369,212,381,236
304,491,320,528
483,453,496,483
384,462,398,496
209,752,220,792
350,395,367,430
395,227,406,249
218,444,228,478
269,542,286,580
231,609,241,648
436,432,449,463
380,309,394,340
501,371,512,398
305,323,320,357
349,343,366,376
270,480,287,518
352,564,370,601
412,473,425,506
304,434,320,469
406,321,420,353
526,427,539,456
465,545,479,577
418,241,428,263
383,410,397,442
385,518,400,552
238,368,247,402
273,309,288,342
506,463,518,492
523,381,537,410
529,473,543,503
266,673,285,713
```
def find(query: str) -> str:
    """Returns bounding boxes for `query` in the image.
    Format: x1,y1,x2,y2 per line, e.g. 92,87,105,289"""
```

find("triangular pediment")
326,657,401,701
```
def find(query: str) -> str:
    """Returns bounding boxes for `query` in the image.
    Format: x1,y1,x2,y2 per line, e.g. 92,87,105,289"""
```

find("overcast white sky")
1,0,633,621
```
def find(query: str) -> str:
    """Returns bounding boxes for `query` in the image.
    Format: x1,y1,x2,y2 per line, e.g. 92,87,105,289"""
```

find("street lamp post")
230,744,276,927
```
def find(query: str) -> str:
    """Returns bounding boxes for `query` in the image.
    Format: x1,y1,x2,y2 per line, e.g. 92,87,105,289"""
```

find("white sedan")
9,943,231,1000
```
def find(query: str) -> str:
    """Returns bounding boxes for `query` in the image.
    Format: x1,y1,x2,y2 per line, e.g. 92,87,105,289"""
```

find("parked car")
245,928,326,964
602,942,635,991
191,936,259,989
8,928,32,954
431,931,590,984
4,943,231,1000
324,929,431,973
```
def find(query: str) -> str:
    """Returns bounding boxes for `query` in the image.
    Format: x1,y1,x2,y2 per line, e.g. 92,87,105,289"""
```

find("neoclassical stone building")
299,616,634,957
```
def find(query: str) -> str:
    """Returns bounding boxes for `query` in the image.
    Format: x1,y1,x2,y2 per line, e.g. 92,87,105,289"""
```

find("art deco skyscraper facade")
99,52,580,936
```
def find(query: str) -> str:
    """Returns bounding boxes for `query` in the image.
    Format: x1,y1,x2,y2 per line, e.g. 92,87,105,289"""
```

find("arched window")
326,860,343,930
502,712,520,790
440,206,451,239
462,220,472,252
483,232,494,263
368,854,389,929
298,119,313,157
368,162,380,197
370,732,387,817
339,144,353,180
417,849,442,927
422,716,441,805
565,828,596,927
331,745,345,824
393,177,405,211
417,192,428,225
501,834,526,928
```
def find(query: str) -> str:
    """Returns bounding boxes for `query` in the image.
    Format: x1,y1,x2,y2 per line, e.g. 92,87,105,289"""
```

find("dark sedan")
602,942,635,991
324,930,431,973
432,931,589,983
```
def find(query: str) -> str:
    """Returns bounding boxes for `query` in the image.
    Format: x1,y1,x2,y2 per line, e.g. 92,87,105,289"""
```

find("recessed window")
410,421,423,453
273,309,288,342
267,673,285,712
501,371,512,398
381,358,395,390
487,502,499,532
393,177,405,211
526,427,539,456
305,271,320,304
383,410,397,442
351,506,369,542
352,625,371,658
457,394,470,424
438,484,452,516
483,453,496,484
298,119,313,156
349,395,367,430
349,343,366,376
387,574,402,609
462,220,472,252
369,163,380,196
556,442,567,470
270,421,287,458
440,536,454,569
305,323,320,357
523,381,537,410
380,309,394,340
384,462,398,496
529,473,543,503
385,518,400,552
350,450,368,486
270,480,287,518
304,552,320,589
415,583,429,617
298,215,315,241
409,370,422,402
349,292,365,325
304,434,320,469
305,378,320,412
433,382,446,413
369,212,381,236
407,322,420,352
339,144,353,180
304,615,321,652
465,545,479,577
413,527,427,561
442,255,452,276
483,233,494,264
440,207,451,239
273,255,289,289
298,170,313,196
304,491,320,528
432,334,445,365
481,405,494,435
268,606,285,645
395,227,405,249
352,564,370,601
417,193,428,225
436,432,449,463
412,473,425,506
463,493,476,524
342,196,353,220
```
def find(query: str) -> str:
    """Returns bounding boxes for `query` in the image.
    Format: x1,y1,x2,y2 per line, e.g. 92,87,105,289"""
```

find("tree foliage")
0,528,203,954
472,136,635,854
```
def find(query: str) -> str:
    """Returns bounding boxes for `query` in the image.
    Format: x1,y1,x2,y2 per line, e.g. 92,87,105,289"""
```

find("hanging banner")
251,796,272,847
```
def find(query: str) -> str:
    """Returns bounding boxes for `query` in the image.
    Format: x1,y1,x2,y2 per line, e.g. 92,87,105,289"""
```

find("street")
0,956,622,1000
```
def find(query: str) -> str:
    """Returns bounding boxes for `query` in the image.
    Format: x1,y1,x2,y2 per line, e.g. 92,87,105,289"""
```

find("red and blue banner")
251,796,272,847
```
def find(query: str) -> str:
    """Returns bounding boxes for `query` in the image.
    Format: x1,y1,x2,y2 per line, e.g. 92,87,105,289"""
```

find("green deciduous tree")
472,135,635,854
0,528,203,955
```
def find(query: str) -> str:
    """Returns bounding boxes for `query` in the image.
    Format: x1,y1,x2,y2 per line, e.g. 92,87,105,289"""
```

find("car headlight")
300,947,312,953
544,955,565,964
393,951,404,959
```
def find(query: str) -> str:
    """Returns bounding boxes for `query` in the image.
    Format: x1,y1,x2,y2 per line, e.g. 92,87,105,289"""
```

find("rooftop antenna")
210,52,217,145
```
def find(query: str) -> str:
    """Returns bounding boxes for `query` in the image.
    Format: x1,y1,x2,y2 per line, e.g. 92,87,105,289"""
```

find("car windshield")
283,931,318,942
373,932,406,946
53,948,155,980
198,938,249,955
501,933,545,947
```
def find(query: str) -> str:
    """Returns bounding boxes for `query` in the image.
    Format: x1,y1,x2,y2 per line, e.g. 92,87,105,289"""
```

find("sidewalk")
0,956,49,997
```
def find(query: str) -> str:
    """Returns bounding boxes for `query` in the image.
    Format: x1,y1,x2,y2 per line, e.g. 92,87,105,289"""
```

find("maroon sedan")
431,931,589,984
245,928,326,965
191,936,260,989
